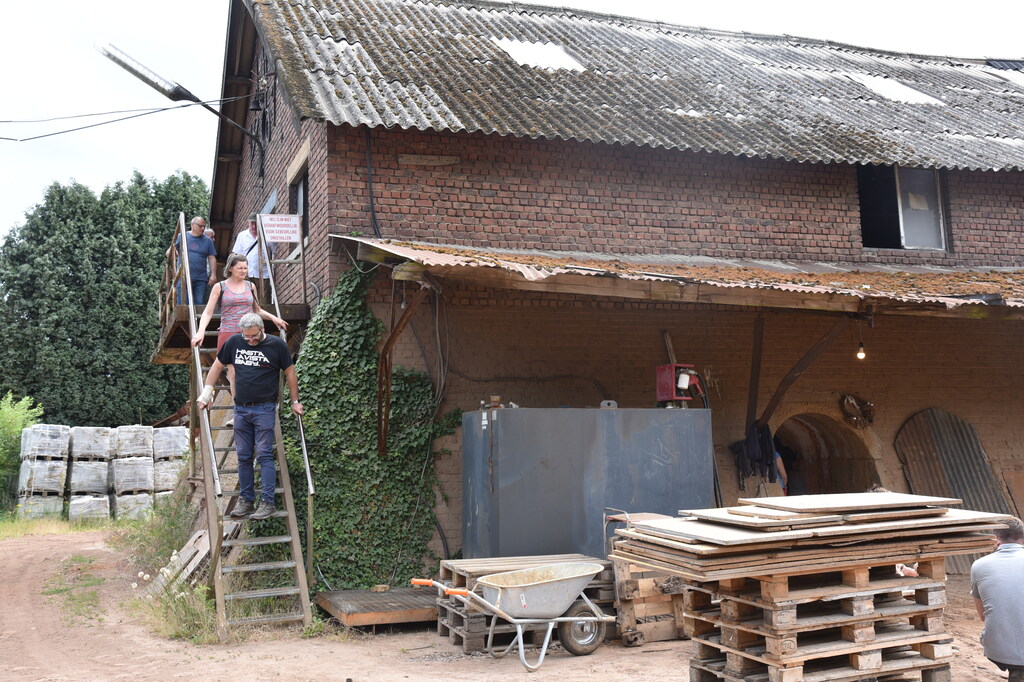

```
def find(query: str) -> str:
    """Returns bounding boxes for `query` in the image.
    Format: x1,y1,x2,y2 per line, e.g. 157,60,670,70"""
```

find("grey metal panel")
250,0,1024,171
895,408,1011,574
462,408,714,559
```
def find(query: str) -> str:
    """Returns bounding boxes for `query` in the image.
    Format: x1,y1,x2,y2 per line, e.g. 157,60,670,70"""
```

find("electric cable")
1,96,247,124
1,96,247,142
364,126,383,238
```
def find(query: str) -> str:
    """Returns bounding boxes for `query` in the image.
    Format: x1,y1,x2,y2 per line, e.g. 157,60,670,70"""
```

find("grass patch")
131,583,218,644
109,488,195,573
43,555,106,625
0,512,115,541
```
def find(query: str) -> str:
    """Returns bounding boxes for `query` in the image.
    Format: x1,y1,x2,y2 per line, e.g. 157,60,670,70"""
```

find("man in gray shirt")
971,516,1024,680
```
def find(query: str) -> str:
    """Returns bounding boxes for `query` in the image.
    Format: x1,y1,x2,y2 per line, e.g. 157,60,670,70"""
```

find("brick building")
205,0,1024,559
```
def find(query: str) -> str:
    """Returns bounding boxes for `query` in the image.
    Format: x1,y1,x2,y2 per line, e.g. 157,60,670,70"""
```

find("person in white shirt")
231,213,274,303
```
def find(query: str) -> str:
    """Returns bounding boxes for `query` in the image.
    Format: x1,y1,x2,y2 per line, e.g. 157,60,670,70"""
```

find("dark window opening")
288,172,309,253
858,165,946,250
857,166,901,248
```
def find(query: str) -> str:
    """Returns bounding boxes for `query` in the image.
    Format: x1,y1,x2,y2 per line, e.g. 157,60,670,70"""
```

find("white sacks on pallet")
153,426,188,460
154,459,186,492
68,460,109,496
20,424,70,460
69,426,113,461
154,491,173,505
18,459,67,494
68,495,111,521
114,493,152,520
16,495,63,519
111,457,154,494
114,425,153,459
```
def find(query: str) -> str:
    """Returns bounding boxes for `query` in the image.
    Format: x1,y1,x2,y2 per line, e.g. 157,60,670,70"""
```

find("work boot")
230,498,255,518
250,500,277,520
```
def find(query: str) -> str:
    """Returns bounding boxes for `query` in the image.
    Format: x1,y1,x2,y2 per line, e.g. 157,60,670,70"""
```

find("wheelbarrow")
412,561,613,672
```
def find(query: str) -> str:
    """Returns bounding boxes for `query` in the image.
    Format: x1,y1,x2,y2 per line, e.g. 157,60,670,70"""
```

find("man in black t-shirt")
197,313,303,520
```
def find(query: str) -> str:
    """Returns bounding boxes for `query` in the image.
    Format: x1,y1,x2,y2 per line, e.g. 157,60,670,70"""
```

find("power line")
0,96,248,142
0,95,246,124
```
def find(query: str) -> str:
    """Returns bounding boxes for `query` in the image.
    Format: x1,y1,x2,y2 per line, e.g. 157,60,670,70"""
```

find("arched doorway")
774,413,877,494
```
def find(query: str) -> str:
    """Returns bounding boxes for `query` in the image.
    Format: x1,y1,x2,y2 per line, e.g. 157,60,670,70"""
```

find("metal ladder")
172,212,314,640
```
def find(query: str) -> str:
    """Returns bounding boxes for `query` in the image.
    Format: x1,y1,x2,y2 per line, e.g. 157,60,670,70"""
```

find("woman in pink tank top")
192,253,287,395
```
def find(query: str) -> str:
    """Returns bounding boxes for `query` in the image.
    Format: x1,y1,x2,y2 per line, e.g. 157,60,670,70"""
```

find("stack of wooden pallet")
433,554,614,653
610,492,1007,682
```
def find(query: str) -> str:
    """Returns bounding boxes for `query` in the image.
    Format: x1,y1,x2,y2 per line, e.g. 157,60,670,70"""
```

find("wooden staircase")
161,212,314,640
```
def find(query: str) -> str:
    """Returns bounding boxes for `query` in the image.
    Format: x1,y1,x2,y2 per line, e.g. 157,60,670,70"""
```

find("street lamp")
98,44,264,177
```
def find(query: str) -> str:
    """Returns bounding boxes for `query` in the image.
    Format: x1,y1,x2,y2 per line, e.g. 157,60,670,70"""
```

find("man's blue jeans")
176,278,209,305
234,403,277,505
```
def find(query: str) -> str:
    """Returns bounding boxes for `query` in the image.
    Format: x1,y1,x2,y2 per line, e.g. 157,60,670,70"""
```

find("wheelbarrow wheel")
557,599,606,657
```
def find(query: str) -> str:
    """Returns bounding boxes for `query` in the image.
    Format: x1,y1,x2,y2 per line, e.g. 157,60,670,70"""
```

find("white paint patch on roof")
491,38,586,72
982,67,1024,89
846,73,945,105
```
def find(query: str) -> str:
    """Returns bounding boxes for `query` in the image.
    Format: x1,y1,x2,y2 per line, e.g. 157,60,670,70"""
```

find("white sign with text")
259,214,302,242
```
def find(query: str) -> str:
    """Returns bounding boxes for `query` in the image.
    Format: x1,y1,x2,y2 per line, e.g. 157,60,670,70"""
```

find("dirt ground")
0,530,1010,681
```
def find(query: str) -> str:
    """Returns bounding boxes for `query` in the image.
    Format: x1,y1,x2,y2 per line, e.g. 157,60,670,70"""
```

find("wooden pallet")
315,588,436,627
612,559,688,647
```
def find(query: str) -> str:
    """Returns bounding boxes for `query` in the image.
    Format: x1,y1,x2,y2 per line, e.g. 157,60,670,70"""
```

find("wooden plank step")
222,488,285,497
227,611,305,627
224,586,300,601
221,560,296,574
222,534,291,548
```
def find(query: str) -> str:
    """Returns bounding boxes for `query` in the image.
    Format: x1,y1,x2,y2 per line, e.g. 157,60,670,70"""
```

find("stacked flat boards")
610,492,1008,682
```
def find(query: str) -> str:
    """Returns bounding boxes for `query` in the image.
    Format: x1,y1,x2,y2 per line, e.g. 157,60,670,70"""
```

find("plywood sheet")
633,508,1003,546
684,507,842,529
737,492,961,513
727,506,827,520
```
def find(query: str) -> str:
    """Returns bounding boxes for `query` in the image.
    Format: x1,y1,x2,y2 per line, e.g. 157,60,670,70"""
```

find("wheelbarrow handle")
445,588,469,596
410,578,434,586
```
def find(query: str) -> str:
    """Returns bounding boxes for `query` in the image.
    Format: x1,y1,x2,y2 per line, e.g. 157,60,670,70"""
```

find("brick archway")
774,413,877,495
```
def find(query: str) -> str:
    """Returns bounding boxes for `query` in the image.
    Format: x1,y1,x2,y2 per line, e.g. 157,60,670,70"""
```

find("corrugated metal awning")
333,235,1024,319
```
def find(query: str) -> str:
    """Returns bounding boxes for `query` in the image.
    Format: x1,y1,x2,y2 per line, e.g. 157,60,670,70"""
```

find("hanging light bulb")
856,342,866,360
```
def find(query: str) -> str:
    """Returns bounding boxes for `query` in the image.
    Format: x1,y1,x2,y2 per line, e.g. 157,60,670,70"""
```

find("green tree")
0,392,44,507
0,171,208,426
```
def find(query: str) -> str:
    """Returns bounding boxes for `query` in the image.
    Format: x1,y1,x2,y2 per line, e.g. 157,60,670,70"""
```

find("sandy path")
0,530,1008,681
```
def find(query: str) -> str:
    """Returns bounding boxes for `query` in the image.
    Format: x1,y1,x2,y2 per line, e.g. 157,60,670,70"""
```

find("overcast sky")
1,1,1022,240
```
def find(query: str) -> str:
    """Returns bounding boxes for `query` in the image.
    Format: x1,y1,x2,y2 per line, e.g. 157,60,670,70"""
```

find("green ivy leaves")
284,268,458,591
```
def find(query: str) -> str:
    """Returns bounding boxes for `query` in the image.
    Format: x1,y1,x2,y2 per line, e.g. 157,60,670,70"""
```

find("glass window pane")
898,168,944,249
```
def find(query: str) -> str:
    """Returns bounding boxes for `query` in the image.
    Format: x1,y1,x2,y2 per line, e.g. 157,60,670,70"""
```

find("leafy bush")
0,391,43,508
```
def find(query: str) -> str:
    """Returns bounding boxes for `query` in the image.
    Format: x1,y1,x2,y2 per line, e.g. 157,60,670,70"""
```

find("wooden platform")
315,587,437,627
152,304,310,364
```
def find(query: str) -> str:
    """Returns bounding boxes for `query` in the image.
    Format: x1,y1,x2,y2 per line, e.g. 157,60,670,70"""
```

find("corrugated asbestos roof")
335,236,1024,313
249,0,1024,171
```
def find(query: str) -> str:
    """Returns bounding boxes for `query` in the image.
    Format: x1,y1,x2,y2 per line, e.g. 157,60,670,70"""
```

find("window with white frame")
857,165,947,250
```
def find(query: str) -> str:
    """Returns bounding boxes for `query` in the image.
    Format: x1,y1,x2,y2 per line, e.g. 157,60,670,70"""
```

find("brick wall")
325,125,1024,267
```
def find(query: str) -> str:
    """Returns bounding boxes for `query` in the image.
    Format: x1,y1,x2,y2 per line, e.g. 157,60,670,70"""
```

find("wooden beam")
759,316,852,425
